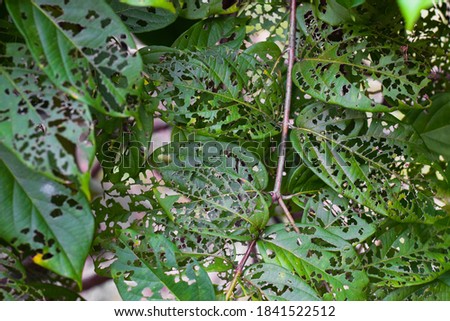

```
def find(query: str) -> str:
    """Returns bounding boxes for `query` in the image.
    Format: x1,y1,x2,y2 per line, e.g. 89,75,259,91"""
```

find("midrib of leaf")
30,1,129,113
1,154,77,278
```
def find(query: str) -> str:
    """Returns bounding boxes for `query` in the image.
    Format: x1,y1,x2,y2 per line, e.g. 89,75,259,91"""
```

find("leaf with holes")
93,176,236,288
142,42,283,139
0,145,94,287
407,2,449,94
93,105,153,184
172,16,247,50
239,1,289,51
150,140,270,237
0,43,94,194
245,263,321,301
107,232,215,300
291,102,449,224
362,222,450,287
382,271,450,300
294,5,431,112
295,188,378,243
108,0,178,33
258,224,369,300
6,0,143,116
0,245,45,300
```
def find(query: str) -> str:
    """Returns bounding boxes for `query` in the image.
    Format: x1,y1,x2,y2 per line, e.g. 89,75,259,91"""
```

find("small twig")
225,239,257,301
272,0,297,200
278,198,300,233
271,0,298,233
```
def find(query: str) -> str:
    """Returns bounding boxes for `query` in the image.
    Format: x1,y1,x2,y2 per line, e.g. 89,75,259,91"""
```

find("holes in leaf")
40,5,63,19
50,209,63,218
101,18,112,28
85,10,99,20
33,231,45,245
58,22,85,37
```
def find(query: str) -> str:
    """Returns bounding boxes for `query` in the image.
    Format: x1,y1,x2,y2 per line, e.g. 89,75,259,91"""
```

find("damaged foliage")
1,0,450,302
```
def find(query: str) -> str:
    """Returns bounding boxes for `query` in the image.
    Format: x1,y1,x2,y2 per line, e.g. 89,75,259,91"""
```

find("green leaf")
180,0,239,20
408,3,449,94
362,222,450,287
153,187,177,221
108,0,178,33
119,0,176,13
172,16,247,50
0,145,94,287
142,42,283,139
335,0,365,9
314,0,357,26
94,105,153,184
245,263,321,301
239,1,289,51
0,245,45,300
294,6,431,112
297,188,378,243
383,271,450,300
397,0,434,30
291,103,448,224
0,43,94,195
110,233,215,300
283,163,325,195
150,140,270,236
405,93,450,160
258,224,369,300
6,0,143,116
